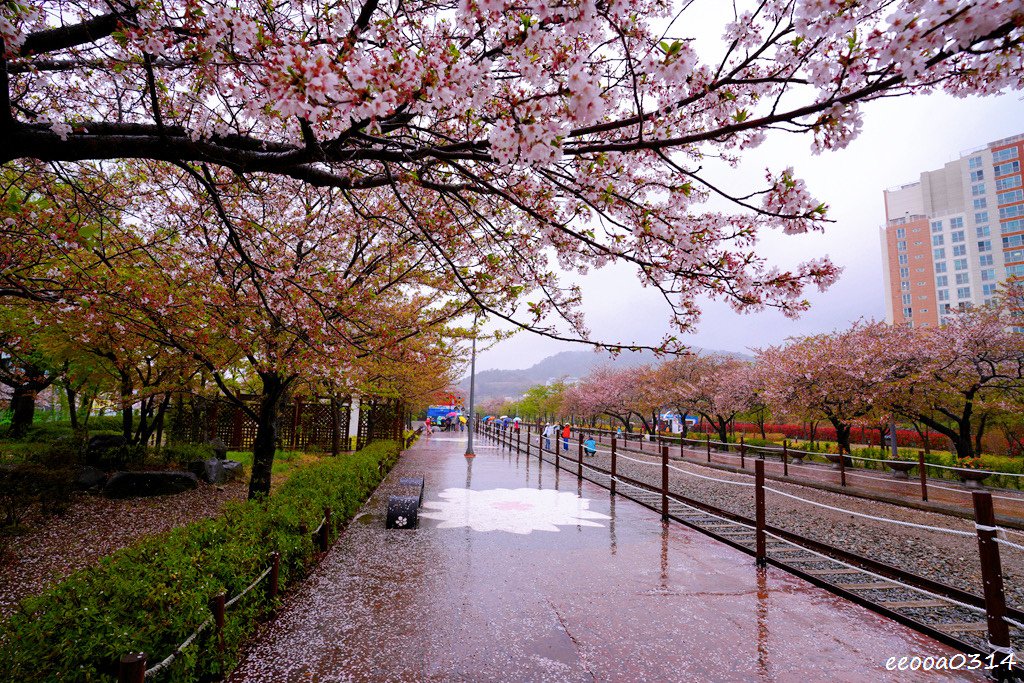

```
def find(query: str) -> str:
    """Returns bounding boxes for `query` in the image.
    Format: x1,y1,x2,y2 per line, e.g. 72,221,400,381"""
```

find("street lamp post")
465,314,479,458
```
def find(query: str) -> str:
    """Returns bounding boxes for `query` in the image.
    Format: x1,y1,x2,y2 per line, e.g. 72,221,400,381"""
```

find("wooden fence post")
918,450,928,502
517,427,522,453
211,592,226,654
268,552,280,600
973,491,1011,675
706,434,711,463
782,440,789,477
118,653,146,683
577,434,583,480
611,436,617,497
839,448,847,487
526,425,531,457
740,435,745,469
661,443,669,521
755,460,766,567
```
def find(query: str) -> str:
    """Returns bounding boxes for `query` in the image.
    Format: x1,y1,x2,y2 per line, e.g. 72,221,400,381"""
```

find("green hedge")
0,440,401,682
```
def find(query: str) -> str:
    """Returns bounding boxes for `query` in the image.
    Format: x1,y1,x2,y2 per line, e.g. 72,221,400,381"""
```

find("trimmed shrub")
0,440,401,682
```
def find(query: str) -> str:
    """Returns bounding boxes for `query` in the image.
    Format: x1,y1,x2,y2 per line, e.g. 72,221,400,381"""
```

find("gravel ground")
0,481,248,620
533,443,1024,612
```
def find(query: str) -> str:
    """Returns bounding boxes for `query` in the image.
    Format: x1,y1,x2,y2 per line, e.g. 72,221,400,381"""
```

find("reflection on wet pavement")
230,432,981,682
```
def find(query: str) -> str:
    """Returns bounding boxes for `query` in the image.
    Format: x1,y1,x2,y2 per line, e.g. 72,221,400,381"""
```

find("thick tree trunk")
64,381,78,430
248,373,289,499
120,372,133,441
8,385,36,437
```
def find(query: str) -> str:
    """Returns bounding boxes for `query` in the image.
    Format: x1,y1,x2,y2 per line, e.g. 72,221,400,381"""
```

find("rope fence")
119,502,335,682
479,418,1024,668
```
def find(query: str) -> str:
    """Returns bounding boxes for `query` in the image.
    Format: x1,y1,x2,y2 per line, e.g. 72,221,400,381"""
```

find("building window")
1010,264,1024,277
896,227,906,238
935,261,947,273
1003,234,1024,248
916,267,925,273
974,198,988,209
1000,205,1024,220
979,254,994,266
952,245,967,257
897,240,907,251
903,307,913,318
951,230,965,243
998,189,1024,205
983,284,998,296
932,235,944,246
931,220,943,232
975,212,989,223
970,156,983,168
978,240,991,252
901,281,911,291
972,183,986,197
1002,218,1024,234
902,293,912,305
954,258,968,270
933,248,945,260
996,175,1021,191
936,275,948,287
994,148,1019,163
971,169,984,182
899,267,910,278
995,161,1022,176
981,269,995,282
913,240,923,246
938,289,950,301
957,287,971,299
956,272,970,285
914,254,923,260
951,217,964,228
918,295,928,301
977,226,991,237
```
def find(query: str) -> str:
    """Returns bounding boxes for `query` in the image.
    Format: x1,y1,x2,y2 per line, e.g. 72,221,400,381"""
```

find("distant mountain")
459,347,751,401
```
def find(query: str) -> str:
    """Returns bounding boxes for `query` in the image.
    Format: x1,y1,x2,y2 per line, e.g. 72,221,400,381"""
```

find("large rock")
103,471,198,498
208,438,228,460
188,458,244,484
86,435,127,465
222,460,244,482
74,466,107,490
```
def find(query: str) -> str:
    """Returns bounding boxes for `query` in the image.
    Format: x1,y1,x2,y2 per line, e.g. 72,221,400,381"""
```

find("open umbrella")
499,415,509,420
512,417,522,423
446,411,458,417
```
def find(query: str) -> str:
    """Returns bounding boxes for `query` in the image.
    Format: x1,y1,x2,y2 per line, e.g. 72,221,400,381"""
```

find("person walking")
425,417,432,435
543,423,553,451
562,423,571,452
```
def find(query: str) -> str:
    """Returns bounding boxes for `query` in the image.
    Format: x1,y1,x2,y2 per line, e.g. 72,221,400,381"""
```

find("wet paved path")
231,433,979,682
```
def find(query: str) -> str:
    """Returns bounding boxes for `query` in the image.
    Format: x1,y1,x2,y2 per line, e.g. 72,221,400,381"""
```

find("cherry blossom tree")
4,1,1022,347
883,302,1024,460
652,354,751,442
756,321,912,455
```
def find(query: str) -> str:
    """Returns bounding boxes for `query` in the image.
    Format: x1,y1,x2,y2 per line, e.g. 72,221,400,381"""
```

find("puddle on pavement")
355,513,383,526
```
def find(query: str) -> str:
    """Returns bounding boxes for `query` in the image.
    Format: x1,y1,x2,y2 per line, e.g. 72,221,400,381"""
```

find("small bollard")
118,653,146,683
706,434,711,463
386,495,419,529
782,440,789,477
319,508,330,551
740,435,745,469
973,491,1011,677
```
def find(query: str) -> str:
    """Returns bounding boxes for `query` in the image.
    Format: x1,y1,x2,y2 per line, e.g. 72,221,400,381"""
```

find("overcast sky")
477,89,1024,372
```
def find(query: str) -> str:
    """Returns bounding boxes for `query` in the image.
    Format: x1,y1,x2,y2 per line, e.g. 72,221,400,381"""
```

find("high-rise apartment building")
881,133,1024,327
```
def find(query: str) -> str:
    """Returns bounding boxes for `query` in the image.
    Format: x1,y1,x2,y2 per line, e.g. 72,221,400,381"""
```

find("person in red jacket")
561,424,571,452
